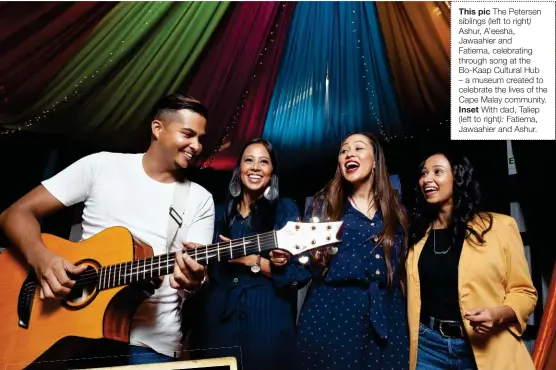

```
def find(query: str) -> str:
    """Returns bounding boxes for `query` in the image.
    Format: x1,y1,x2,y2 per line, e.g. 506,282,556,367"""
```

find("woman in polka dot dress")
295,132,410,370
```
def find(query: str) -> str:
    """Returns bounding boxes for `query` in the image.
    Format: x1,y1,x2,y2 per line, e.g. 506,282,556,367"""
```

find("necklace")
433,229,452,255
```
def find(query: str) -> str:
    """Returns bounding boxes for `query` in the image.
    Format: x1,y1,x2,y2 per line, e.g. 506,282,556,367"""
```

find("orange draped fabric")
533,263,556,370
375,1,450,130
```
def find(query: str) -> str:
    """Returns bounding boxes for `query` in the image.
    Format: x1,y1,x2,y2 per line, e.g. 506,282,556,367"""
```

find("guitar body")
0,219,345,368
0,227,156,368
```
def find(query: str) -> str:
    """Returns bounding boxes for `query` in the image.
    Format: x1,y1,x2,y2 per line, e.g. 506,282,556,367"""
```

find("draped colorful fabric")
0,1,449,160
375,1,451,130
179,2,295,169
532,263,556,370
0,2,116,119
206,0,293,171
2,2,230,147
261,1,402,168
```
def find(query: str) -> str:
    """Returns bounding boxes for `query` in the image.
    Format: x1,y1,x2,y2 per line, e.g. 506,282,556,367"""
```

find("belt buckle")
438,321,464,338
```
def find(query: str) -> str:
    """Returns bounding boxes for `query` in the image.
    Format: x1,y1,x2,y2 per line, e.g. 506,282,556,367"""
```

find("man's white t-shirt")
41,151,215,357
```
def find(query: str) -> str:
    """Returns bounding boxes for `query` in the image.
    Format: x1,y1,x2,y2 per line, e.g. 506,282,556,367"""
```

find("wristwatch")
251,255,261,273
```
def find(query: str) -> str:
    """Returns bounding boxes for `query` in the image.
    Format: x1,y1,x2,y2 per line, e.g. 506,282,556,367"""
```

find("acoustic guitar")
0,221,342,368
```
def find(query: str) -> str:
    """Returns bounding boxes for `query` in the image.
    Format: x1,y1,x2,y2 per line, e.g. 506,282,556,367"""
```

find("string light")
349,5,388,140
381,118,449,142
198,2,448,163
201,2,289,169
349,4,448,143
0,5,159,136
2,4,449,147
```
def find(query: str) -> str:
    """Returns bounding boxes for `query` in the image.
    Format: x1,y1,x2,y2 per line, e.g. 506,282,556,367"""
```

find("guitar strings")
24,234,282,302
39,221,336,290
71,232,276,280
75,240,275,287
71,232,281,286
27,225,335,301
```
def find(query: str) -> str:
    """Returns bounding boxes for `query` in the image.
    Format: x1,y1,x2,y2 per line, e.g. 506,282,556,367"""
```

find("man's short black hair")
151,93,208,121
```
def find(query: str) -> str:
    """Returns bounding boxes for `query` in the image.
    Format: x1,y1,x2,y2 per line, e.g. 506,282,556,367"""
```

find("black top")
418,228,464,322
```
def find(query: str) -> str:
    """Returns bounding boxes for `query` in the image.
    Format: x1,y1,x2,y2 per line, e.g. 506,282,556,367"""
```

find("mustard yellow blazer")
406,213,537,370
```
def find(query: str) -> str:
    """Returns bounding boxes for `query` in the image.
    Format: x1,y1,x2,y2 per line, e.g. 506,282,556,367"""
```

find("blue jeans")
59,341,176,368
417,322,477,370
128,345,175,364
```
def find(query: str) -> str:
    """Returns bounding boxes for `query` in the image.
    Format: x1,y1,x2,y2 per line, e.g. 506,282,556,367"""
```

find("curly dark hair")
409,152,493,249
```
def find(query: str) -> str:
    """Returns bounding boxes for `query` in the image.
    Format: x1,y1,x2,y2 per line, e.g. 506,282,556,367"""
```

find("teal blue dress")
186,198,312,370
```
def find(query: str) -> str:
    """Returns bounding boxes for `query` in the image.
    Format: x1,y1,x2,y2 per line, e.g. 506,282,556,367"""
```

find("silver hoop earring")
229,182,241,197
264,186,278,201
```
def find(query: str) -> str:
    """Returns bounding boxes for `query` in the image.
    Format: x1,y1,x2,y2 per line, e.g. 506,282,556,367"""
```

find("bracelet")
182,271,209,296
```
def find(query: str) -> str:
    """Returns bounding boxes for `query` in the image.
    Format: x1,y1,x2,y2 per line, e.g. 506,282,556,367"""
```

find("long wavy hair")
222,138,280,235
409,152,493,249
310,132,408,289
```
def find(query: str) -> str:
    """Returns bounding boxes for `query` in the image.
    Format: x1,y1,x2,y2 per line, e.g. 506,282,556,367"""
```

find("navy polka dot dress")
296,202,409,370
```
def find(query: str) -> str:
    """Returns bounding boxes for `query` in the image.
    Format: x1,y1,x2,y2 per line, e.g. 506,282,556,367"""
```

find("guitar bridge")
17,269,37,329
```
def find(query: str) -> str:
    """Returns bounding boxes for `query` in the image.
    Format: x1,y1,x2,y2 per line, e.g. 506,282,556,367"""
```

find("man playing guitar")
0,94,215,366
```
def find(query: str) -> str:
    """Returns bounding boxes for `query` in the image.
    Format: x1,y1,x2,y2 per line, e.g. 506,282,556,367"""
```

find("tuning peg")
310,216,320,223
298,255,309,264
328,247,338,255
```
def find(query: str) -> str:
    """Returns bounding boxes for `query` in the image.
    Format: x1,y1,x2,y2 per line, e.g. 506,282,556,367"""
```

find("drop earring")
264,186,277,201
263,174,279,201
229,181,241,197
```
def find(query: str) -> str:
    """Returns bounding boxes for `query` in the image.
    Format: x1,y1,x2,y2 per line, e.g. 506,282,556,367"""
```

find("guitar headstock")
275,221,343,256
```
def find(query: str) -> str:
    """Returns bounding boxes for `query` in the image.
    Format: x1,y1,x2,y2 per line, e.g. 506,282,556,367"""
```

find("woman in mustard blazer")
406,152,537,370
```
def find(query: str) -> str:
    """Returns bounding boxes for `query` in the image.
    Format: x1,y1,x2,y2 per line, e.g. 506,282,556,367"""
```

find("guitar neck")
94,230,278,290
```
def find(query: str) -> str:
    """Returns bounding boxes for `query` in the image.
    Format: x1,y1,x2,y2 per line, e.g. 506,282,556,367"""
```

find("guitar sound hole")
65,265,98,307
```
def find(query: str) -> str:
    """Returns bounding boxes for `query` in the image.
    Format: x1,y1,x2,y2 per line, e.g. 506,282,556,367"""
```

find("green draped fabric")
5,1,230,144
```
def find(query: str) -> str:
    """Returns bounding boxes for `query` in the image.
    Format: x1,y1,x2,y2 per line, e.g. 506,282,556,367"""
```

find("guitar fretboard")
93,230,278,290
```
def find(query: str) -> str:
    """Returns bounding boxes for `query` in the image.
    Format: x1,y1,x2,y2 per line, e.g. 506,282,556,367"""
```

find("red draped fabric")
0,1,116,118
180,2,295,170
533,263,556,370
208,2,296,171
